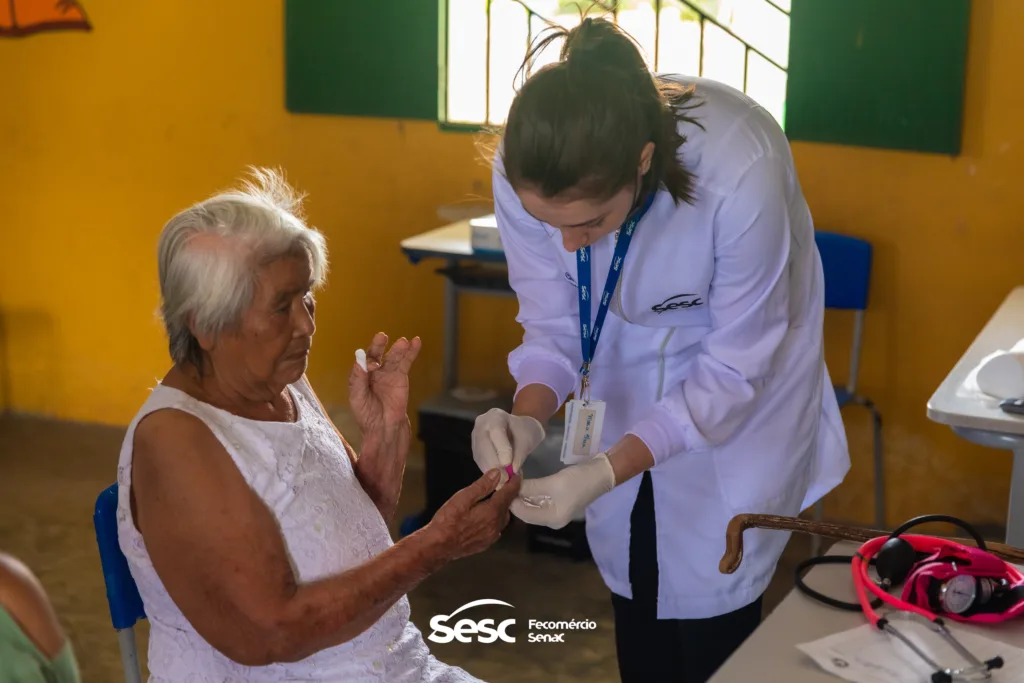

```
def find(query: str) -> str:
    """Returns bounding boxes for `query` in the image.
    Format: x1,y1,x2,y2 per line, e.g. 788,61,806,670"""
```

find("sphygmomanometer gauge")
938,574,978,614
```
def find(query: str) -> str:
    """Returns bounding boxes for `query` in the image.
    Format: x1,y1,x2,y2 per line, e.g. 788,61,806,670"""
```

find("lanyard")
576,191,656,397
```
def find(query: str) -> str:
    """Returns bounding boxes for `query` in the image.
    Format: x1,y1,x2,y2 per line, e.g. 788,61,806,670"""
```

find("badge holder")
560,368,606,465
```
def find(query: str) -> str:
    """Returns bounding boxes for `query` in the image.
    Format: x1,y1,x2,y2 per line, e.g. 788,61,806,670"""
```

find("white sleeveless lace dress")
116,378,481,683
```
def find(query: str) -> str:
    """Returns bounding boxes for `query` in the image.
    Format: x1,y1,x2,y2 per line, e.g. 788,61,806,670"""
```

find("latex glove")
471,408,545,481
510,454,616,530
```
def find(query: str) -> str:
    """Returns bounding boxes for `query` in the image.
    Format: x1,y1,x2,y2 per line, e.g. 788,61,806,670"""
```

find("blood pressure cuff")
901,542,1024,623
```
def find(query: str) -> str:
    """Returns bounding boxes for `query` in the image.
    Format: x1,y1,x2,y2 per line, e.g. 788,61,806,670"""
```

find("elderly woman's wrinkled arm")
307,377,408,523
352,419,409,523
131,409,518,666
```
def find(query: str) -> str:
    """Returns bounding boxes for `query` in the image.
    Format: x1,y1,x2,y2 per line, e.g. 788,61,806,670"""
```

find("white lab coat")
494,77,851,620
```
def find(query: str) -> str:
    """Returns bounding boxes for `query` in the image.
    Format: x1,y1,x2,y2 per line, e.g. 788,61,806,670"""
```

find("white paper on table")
958,350,1006,406
796,616,1024,683
959,337,1024,403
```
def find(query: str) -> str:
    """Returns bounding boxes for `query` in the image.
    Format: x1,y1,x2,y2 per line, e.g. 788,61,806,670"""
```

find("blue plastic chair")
812,232,884,535
94,484,145,683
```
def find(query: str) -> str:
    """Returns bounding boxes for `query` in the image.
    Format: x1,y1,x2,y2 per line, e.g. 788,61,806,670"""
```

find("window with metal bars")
442,0,790,129
284,0,969,155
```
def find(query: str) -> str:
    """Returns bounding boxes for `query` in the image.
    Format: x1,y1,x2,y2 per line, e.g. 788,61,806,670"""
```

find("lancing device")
355,349,368,372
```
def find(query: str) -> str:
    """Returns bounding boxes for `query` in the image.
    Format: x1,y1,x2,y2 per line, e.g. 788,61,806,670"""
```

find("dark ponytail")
500,15,702,205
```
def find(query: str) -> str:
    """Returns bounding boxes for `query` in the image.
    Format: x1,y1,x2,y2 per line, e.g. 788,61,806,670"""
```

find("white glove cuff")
589,453,617,493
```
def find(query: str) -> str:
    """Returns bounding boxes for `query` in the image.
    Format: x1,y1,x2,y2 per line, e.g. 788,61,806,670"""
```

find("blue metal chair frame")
94,484,145,683
813,232,885,537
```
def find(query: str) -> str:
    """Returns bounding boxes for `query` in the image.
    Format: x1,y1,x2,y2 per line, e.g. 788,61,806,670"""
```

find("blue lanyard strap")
576,191,656,379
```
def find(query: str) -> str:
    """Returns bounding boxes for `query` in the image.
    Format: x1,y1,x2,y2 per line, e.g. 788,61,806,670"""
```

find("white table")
400,221,479,261
711,541,1024,682
927,286,1024,546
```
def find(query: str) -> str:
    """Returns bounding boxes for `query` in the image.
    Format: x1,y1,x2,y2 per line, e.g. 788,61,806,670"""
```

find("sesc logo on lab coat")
428,599,516,644
651,293,704,313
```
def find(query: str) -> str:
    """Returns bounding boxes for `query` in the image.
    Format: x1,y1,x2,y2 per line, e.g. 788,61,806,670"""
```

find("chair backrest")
814,231,873,311
93,484,145,630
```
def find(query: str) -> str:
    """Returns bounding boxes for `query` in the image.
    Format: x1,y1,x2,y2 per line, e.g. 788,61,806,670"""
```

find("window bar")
678,0,786,72
448,0,788,126
485,0,492,124
440,0,449,121
525,10,533,79
763,0,789,16
743,45,749,93
653,0,661,71
698,16,705,77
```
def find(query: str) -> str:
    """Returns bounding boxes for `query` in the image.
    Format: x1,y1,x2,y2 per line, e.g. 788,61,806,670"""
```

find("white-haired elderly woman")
115,169,520,682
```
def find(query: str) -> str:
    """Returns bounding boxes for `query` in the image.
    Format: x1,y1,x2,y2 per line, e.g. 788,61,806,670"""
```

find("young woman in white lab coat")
470,17,851,683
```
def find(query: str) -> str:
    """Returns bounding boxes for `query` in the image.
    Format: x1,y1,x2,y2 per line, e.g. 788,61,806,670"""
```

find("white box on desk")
469,214,504,254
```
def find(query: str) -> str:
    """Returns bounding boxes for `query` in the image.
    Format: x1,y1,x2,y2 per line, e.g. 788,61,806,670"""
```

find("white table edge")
926,286,1024,437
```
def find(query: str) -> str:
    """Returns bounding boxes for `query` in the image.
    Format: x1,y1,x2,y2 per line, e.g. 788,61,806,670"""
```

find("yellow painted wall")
803,0,1023,528
0,0,517,430
0,0,1020,528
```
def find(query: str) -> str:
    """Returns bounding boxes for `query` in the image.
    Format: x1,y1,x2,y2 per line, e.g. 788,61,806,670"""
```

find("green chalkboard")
786,0,972,155
284,0,441,120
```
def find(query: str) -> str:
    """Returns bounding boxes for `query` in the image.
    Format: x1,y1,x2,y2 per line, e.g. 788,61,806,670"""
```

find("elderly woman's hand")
348,333,422,438
426,469,522,560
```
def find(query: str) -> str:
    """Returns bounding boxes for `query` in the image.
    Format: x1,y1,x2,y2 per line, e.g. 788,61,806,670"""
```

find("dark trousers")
611,472,763,683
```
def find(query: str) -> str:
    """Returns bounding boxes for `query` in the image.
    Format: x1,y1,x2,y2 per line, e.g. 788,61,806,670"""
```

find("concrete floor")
0,414,815,682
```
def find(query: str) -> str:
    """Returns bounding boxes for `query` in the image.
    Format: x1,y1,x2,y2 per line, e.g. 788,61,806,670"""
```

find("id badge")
560,399,607,465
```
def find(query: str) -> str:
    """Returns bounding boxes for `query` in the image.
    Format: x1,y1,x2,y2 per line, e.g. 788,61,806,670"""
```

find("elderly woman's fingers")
379,336,421,375
379,337,409,373
348,352,371,402
398,337,422,374
366,332,388,369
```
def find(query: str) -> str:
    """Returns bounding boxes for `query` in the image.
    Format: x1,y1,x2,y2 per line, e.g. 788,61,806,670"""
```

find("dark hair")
499,15,702,205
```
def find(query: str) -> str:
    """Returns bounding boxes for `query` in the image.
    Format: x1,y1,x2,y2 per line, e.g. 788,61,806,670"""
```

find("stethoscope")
796,514,1019,682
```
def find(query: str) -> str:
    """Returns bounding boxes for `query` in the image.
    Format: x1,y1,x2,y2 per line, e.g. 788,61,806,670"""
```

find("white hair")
157,167,328,368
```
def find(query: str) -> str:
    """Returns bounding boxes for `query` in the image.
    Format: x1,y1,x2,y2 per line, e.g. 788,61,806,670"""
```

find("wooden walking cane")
719,514,1024,575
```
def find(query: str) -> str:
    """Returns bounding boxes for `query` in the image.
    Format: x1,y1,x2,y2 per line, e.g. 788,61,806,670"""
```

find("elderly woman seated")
116,169,519,682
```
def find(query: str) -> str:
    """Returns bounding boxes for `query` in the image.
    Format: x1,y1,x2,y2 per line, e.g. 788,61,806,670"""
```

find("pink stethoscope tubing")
849,534,1014,681
852,534,1024,625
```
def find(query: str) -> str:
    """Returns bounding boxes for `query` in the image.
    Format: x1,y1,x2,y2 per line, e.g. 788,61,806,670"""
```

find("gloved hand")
510,454,616,530
471,408,545,482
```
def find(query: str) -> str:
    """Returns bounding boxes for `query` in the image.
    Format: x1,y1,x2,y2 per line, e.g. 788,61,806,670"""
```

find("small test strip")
355,349,368,372
504,464,516,478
